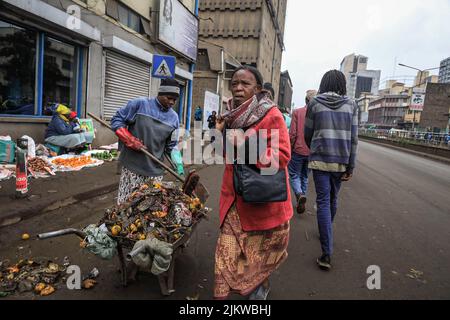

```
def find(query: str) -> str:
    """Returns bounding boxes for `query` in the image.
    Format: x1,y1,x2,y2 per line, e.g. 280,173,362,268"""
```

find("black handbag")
233,163,288,204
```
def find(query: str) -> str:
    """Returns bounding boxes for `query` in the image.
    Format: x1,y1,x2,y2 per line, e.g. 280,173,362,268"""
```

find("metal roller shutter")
103,51,150,119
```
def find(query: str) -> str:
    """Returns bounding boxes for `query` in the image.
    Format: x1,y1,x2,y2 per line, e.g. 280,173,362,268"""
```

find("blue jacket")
45,114,76,139
111,97,180,177
194,108,202,121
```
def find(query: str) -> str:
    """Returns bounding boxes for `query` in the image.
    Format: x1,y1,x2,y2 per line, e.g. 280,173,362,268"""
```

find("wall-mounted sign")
158,0,199,61
410,93,425,112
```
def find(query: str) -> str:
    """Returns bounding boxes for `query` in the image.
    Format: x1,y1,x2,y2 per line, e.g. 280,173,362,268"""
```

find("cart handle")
38,229,87,240
126,246,147,261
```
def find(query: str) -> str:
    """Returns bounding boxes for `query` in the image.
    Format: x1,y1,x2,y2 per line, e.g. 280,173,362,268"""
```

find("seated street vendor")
44,104,94,151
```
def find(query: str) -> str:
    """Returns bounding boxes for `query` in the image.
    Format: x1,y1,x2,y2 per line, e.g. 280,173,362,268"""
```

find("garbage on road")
0,258,68,297
99,181,210,246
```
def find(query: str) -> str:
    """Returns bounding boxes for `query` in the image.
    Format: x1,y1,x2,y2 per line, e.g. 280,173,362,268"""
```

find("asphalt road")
1,141,449,300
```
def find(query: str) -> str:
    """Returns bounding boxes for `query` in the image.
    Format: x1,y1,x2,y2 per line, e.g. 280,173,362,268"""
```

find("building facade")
278,71,292,113
0,0,199,145
439,57,450,84
340,53,368,79
368,95,410,127
192,40,240,122
340,53,380,99
420,83,450,133
198,0,287,103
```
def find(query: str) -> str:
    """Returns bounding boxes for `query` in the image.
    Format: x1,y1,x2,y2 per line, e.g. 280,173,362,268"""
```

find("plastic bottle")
15,141,28,199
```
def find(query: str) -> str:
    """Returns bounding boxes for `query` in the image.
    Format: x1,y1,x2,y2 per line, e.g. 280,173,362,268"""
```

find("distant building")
368,94,410,127
357,93,378,124
420,83,450,132
439,57,450,84
340,53,380,99
340,54,368,78
278,71,293,113
347,70,381,99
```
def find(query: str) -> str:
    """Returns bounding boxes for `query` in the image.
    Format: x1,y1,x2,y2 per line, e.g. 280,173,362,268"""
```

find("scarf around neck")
224,92,275,129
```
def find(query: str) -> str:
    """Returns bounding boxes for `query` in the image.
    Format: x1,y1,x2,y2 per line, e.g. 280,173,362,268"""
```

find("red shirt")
219,107,293,232
289,106,310,156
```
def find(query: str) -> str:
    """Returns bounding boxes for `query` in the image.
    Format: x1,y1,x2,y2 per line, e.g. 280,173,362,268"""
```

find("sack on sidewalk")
0,139,15,164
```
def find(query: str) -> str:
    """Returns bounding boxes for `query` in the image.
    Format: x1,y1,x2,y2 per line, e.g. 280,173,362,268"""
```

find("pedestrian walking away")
111,78,185,205
304,70,358,271
288,90,317,214
214,66,293,300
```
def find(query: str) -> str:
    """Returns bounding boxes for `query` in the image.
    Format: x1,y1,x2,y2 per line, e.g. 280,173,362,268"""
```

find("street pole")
412,71,423,131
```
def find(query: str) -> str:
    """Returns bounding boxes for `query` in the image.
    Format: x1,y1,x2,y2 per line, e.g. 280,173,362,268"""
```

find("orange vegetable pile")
51,155,95,168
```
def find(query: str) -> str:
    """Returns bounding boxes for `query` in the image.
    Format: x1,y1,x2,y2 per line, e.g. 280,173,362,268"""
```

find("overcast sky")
281,0,450,108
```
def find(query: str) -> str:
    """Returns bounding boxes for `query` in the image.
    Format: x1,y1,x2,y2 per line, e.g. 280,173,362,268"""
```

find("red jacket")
219,107,293,232
289,106,310,156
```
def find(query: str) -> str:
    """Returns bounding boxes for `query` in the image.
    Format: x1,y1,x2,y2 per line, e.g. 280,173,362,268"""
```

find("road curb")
0,164,210,228
360,137,450,165
0,183,119,228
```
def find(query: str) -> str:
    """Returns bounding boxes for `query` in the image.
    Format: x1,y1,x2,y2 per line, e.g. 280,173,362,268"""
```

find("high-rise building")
198,0,287,101
439,57,450,83
340,54,368,79
340,53,381,99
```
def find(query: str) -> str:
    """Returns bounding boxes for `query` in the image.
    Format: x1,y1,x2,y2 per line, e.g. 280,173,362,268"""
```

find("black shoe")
316,254,331,271
297,195,307,214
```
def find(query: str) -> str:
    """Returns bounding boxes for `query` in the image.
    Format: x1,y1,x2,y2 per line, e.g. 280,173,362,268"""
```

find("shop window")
43,37,77,114
62,59,72,71
0,21,37,116
0,19,85,119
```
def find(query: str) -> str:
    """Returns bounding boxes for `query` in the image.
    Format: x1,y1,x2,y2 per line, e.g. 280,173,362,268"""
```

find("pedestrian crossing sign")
152,54,176,79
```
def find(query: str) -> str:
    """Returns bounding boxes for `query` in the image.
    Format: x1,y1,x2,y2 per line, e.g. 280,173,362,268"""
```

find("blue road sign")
152,54,176,79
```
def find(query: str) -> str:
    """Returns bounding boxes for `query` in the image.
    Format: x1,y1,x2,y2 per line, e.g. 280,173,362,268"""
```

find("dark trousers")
313,170,343,256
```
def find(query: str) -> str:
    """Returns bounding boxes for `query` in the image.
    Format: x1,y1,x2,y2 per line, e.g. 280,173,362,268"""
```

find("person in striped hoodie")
304,70,359,271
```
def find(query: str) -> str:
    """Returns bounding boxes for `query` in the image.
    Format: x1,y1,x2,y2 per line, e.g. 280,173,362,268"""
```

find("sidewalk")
0,159,207,228
0,161,121,227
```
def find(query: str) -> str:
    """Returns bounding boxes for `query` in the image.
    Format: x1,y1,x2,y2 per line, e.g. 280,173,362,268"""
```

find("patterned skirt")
117,167,163,205
214,204,290,299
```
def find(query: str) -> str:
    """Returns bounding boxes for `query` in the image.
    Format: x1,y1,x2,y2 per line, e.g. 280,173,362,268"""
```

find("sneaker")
297,195,307,214
316,254,332,271
249,282,271,300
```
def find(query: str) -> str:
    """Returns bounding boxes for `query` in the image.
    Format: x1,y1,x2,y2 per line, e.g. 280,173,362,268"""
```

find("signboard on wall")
203,91,220,131
410,93,426,111
158,0,199,61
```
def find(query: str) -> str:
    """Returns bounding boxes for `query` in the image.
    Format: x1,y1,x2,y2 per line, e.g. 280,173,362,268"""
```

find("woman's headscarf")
55,104,76,123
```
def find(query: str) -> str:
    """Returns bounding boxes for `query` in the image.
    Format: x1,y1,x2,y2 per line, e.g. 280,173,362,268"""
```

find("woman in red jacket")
214,66,293,300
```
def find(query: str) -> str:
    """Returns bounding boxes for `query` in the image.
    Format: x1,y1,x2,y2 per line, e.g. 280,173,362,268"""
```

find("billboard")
158,0,199,61
410,93,426,112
